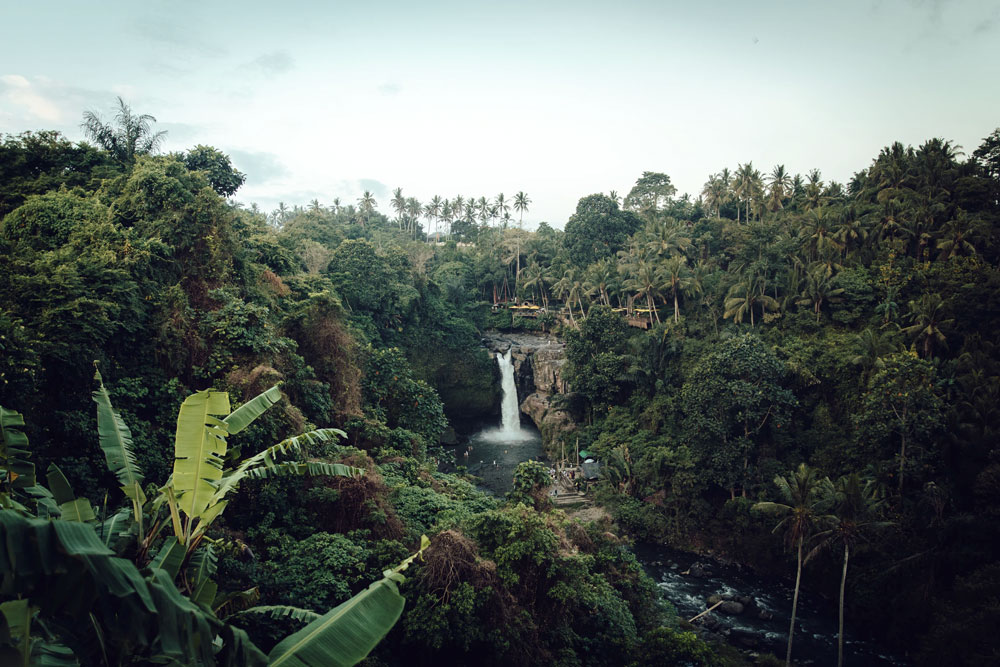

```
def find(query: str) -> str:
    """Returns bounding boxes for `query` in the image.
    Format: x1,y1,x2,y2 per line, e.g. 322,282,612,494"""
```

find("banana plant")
92,365,146,538
161,383,362,551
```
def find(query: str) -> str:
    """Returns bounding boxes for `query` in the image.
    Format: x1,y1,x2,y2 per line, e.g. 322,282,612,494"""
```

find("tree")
807,474,890,667
661,256,696,323
391,187,406,229
81,97,166,167
682,334,796,498
766,164,793,212
563,194,642,267
854,352,943,493
623,171,677,216
754,464,834,667
358,190,377,229
796,264,846,322
513,191,530,228
902,293,953,358
183,145,246,197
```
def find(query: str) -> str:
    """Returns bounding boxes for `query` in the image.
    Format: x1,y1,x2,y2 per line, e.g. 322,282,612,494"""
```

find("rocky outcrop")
483,332,582,454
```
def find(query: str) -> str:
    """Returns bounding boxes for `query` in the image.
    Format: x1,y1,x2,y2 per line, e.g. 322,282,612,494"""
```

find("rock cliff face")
483,332,583,455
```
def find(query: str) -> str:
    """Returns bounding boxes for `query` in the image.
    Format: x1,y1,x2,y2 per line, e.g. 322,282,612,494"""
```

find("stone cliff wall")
483,332,583,456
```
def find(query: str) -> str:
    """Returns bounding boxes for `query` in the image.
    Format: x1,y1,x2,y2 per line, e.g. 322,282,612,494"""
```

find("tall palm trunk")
673,290,680,323
838,542,849,667
787,537,803,667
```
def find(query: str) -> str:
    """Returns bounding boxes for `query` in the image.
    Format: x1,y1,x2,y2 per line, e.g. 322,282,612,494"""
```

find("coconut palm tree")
390,188,406,229
807,474,890,667
766,164,793,213
513,191,531,228
754,464,835,667
902,293,953,358
624,260,663,325
724,275,778,327
81,97,167,167
661,256,695,323
495,192,510,223
405,197,422,238
796,264,846,323
358,190,377,228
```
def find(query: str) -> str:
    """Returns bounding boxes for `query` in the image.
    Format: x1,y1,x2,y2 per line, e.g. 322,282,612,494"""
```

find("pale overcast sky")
1,0,997,227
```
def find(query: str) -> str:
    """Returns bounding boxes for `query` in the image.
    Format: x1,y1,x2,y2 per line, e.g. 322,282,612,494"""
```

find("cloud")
243,51,295,76
378,82,402,96
1,74,64,123
358,178,389,199
228,149,289,183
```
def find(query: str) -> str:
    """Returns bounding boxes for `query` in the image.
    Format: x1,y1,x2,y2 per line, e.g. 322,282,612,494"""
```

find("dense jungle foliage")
1,102,998,665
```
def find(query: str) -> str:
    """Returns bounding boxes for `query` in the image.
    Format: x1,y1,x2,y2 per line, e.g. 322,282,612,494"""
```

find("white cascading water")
496,349,525,438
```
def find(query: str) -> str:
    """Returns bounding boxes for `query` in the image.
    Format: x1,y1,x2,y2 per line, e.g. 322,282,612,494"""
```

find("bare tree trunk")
838,542,849,667
787,538,803,667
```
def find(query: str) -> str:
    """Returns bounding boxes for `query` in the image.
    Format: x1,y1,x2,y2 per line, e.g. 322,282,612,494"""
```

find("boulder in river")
718,601,744,615
688,561,712,577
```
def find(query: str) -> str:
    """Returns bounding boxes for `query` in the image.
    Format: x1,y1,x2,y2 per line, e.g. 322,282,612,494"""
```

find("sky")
1,0,998,228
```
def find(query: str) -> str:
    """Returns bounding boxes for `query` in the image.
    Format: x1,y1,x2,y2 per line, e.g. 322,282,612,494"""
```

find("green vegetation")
1,99,998,664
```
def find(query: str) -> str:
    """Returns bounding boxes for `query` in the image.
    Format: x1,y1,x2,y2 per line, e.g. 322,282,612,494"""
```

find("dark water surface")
634,543,905,665
440,420,547,495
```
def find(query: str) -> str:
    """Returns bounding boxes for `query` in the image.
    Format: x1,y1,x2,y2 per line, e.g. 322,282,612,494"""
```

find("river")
436,345,903,664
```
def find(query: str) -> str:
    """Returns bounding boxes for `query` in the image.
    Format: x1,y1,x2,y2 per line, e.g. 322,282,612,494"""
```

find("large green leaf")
245,461,364,481
172,389,230,519
209,428,348,509
223,384,282,435
267,535,429,667
91,367,145,506
0,405,36,491
230,605,321,624
0,510,268,666
45,465,95,522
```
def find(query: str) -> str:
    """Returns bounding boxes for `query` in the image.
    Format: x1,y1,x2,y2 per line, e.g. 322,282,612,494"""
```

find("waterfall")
496,349,524,437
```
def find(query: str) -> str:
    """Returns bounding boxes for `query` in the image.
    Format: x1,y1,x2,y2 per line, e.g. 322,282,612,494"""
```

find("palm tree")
391,188,406,229
724,276,778,327
405,197,422,238
358,190,377,228
513,191,531,228
624,260,663,325
81,97,167,167
661,256,695,323
796,265,846,323
425,195,443,240
766,165,793,213
902,293,953,358
644,219,692,258
754,464,835,667
803,169,824,210
807,474,890,667
935,211,978,259
850,327,900,382
495,193,510,223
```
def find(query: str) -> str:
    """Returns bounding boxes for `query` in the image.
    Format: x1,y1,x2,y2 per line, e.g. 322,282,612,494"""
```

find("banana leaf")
0,510,268,666
245,461,364,481
172,390,230,519
223,384,282,435
45,465,95,522
92,367,145,507
267,535,429,667
209,428,348,509
228,606,320,624
1,405,36,491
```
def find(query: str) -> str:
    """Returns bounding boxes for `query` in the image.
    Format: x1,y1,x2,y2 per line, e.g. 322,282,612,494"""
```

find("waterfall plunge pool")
437,348,547,495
